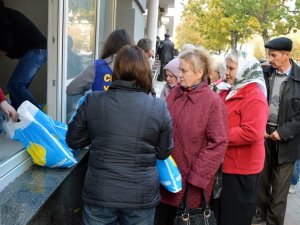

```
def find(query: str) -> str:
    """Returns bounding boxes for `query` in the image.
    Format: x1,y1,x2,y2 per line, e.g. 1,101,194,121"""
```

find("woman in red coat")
217,51,269,225
155,47,228,225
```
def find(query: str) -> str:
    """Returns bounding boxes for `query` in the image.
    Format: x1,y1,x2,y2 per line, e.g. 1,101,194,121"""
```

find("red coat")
219,83,268,174
0,88,6,102
161,83,228,208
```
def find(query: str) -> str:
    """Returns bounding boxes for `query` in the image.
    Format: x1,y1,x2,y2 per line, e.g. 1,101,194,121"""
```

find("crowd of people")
1,3,300,223
64,30,300,225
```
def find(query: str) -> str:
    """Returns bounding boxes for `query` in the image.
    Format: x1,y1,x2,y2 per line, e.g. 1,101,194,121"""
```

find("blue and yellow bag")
3,101,77,168
157,156,182,193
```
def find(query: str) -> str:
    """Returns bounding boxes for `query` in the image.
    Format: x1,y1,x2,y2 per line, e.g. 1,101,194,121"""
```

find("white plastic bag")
3,101,77,168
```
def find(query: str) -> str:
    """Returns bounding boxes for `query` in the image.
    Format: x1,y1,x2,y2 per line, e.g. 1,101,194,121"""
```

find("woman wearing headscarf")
217,51,269,225
160,58,180,100
155,47,228,225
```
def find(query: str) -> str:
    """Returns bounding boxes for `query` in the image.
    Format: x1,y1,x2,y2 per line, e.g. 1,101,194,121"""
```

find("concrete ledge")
0,149,88,225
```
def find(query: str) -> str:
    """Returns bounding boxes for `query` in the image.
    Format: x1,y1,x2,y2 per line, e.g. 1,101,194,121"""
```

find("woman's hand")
0,100,19,122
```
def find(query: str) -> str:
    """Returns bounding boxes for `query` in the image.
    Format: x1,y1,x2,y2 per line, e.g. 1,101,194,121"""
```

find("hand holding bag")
173,183,217,225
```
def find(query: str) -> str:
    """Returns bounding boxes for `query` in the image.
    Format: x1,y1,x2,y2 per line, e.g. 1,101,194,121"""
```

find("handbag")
173,183,217,225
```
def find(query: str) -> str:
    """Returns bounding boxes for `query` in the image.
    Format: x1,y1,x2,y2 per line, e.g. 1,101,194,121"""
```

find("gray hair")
211,55,226,79
225,50,238,64
137,38,153,53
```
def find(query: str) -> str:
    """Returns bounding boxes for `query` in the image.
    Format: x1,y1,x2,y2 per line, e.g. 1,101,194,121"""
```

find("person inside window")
0,1,47,109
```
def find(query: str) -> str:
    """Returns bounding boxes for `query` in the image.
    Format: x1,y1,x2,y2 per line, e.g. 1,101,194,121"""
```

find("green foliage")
176,0,300,51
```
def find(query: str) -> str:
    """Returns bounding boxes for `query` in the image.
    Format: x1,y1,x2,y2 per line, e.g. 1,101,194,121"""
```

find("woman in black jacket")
66,45,173,225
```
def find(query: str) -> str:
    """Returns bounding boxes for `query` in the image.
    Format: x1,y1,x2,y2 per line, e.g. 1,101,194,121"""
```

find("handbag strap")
179,183,211,211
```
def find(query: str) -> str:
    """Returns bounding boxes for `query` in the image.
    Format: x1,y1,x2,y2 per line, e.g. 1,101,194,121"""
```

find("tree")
176,0,300,52
220,0,300,45
175,12,204,49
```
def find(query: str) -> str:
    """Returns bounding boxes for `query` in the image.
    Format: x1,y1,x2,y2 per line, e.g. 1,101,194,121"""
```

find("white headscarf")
217,51,267,100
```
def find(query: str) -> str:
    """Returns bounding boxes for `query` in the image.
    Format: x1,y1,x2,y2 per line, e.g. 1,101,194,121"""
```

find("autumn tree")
176,0,300,52
220,0,300,45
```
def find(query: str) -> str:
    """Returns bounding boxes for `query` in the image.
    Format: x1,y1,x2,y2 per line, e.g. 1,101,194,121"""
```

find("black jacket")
66,80,173,208
159,39,174,63
0,7,46,59
263,59,300,163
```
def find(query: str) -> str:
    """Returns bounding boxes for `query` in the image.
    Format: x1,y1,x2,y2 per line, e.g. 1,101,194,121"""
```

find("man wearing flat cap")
157,33,175,81
253,37,300,225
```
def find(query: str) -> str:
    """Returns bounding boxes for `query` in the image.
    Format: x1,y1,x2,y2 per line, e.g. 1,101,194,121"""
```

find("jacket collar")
224,83,257,100
109,80,148,93
263,59,300,81
289,59,300,81
173,81,207,104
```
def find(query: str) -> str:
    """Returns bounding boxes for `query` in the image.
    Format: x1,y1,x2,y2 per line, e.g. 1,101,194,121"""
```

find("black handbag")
173,184,217,225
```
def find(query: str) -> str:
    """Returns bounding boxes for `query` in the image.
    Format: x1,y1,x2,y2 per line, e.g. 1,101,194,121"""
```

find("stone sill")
0,149,88,225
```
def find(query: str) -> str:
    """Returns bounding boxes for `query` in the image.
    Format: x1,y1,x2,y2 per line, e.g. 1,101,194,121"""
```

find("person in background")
157,34,175,81
160,58,179,100
66,45,173,225
289,160,300,194
66,29,133,96
0,87,18,122
156,36,162,58
137,38,154,59
155,47,228,225
0,1,47,109
180,43,195,54
254,37,300,225
209,55,226,93
137,37,157,97
217,51,268,225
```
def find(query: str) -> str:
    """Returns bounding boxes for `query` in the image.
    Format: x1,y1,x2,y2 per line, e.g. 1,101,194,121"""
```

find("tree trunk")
231,30,238,50
262,30,270,58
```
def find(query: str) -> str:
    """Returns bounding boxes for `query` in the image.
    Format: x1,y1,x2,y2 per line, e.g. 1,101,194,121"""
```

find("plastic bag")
157,156,182,193
3,101,77,168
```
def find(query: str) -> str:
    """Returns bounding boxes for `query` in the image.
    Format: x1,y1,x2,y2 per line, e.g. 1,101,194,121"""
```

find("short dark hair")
101,29,134,59
112,45,152,93
137,38,152,53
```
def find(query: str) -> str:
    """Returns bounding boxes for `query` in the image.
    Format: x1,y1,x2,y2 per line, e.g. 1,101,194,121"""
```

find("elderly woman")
209,55,226,92
155,47,228,225
67,45,173,225
217,51,268,225
160,58,179,99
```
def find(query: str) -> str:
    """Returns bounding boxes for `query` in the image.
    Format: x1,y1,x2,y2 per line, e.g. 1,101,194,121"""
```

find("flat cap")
265,37,293,51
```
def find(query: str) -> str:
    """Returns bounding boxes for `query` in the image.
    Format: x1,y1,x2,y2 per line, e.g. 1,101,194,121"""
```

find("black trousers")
220,173,260,225
256,126,295,225
154,202,177,225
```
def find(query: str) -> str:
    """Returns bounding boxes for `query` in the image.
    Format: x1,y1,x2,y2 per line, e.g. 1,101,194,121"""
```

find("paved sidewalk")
252,182,300,225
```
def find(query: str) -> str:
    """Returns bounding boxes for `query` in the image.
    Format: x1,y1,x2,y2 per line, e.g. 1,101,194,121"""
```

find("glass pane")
65,0,97,121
